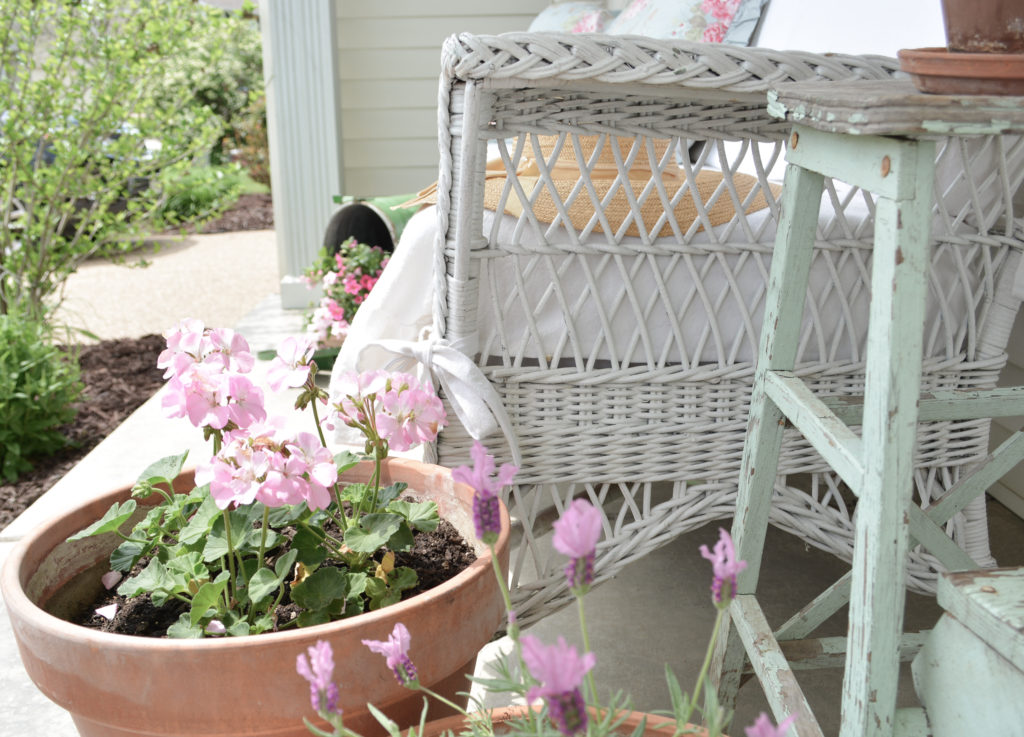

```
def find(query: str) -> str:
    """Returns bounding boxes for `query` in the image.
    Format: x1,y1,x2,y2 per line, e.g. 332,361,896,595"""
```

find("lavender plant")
297,442,797,737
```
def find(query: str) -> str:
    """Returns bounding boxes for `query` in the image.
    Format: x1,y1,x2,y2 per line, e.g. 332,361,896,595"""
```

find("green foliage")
151,1,265,166
0,0,224,321
158,164,248,225
233,92,270,186
0,313,83,482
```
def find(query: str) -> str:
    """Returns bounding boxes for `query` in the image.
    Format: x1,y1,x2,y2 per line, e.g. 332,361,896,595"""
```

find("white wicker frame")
428,33,1024,629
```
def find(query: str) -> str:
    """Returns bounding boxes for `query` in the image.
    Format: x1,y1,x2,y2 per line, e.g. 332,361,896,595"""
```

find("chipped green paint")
921,118,1015,135
766,98,787,120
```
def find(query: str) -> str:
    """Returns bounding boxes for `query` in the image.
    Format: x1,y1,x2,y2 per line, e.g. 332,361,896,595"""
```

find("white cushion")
754,0,945,55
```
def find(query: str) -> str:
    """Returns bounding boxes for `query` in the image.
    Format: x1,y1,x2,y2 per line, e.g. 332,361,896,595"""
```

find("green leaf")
290,565,348,612
167,613,204,639
135,451,189,489
110,538,148,572
250,613,274,634
266,501,309,527
166,551,207,582
189,571,230,626
291,526,327,567
227,620,251,637
67,499,137,541
387,500,440,532
118,558,179,599
333,449,361,474
247,567,280,607
367,703,403,737
344,513,403,554
274,549,299,580
386,521,415,553
179,494,221,545
375,482,407,507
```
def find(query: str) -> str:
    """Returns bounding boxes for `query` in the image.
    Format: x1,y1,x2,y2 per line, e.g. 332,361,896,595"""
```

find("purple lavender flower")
451,441,517,544
296,640,342,716
362,623,418,687
552,499,603,592
699,527,748,609
521,635,596,736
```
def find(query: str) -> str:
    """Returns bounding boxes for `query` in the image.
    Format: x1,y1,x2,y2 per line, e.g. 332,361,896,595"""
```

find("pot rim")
0,455,510,653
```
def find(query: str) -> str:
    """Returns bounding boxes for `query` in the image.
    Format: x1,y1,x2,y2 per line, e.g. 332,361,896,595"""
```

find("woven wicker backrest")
430,33,1024,626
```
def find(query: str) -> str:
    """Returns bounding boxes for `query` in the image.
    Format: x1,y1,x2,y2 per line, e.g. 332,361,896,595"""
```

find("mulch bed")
0,193,275,532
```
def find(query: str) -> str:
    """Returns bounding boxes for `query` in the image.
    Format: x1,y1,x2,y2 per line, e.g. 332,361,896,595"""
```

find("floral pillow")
606,0,744,43
528,1,616,34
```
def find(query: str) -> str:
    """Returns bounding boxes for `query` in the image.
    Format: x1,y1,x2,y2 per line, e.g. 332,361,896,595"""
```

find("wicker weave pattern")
430,33,1024,629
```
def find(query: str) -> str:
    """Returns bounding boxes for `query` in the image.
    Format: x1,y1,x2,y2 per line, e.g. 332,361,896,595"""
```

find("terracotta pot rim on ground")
417,705,714,737
1,456,511,737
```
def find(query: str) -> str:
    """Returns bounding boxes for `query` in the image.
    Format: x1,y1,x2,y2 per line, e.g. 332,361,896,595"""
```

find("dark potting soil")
74,518,477,637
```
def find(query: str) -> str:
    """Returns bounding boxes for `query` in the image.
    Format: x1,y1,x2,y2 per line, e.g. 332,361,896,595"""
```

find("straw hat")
405,135,780,237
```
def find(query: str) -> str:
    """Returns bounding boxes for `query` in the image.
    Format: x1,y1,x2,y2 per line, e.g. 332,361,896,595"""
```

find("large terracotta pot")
1,457,510,737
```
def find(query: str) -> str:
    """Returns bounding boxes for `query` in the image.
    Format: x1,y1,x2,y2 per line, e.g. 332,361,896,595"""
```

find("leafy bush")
0,0,223,322
153,1,265,166
0,314,83,482
159,164,248,225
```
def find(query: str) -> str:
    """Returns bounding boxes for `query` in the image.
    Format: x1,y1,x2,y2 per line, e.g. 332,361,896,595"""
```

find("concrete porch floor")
1,233,1022,736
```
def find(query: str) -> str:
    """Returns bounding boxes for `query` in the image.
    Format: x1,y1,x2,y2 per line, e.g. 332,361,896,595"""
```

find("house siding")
333,0,549,198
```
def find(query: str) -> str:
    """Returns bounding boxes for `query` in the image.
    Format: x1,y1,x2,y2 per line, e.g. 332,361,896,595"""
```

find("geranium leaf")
333,450,361,474
135,451,189,489
189,571,229,626
290,565,348,611
291,526,327,567
375,482,407,507
110,538,148,572
167,613,204,639
67,500,137,540
179,494,220,545
344,513,402,553
247,566,281,606
388,500,439,532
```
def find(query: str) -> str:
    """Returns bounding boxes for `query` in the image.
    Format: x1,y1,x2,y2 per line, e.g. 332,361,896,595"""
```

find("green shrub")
159,164,248,224
0,314,83,483
153,1,265,166
0,0,223,322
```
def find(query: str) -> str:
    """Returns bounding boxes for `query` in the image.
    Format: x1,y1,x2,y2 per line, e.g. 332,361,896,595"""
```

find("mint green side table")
709,80,1024,737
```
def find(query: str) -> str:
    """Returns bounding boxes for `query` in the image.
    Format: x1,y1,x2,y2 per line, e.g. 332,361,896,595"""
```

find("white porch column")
258,0,343,307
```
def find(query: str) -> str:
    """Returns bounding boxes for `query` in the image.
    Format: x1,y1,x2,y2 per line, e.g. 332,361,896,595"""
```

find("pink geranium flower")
362,623,418,686
266,335,316,392
376,380,447,452
161,361,231,429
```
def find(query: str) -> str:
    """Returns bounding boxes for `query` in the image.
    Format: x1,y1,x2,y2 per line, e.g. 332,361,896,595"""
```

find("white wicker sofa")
332,6,1024,628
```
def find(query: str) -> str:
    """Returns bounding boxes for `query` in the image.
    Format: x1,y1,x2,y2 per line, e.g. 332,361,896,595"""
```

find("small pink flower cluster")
331,371,447,453
158,318,264,430
196,423,338,511
305,240,389,347
160,321,338,512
